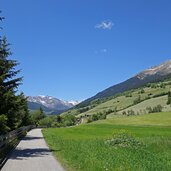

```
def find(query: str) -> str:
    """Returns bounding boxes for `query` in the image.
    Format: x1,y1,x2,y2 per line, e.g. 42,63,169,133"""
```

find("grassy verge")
43,112,171,171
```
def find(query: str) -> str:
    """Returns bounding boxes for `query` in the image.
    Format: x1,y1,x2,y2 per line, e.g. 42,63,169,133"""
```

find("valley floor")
43,111,171,171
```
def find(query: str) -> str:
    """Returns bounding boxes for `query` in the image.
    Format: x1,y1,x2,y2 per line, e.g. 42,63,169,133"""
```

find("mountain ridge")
81,60,171,105
27,95,80,114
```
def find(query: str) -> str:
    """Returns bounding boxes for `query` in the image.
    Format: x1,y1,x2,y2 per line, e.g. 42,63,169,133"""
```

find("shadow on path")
10,148,53,160
2,129,65,171
22,136,44,141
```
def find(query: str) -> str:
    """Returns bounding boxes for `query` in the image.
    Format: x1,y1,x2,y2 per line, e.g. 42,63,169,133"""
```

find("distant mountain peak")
27,95,80,114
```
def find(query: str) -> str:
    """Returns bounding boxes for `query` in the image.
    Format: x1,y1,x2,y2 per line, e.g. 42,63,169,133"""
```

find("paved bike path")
1,129,64,171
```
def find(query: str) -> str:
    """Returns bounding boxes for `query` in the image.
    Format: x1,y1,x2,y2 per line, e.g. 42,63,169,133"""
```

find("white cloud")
94,49,108,54
101,49,107,53
95,20,114,30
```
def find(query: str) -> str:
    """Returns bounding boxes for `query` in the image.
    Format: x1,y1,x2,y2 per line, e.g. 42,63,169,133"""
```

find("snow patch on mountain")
136,60,171,80
27,95,80,114
68,100,81,106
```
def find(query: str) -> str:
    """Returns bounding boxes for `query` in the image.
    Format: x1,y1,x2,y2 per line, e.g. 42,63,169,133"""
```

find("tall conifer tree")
0,13,30,134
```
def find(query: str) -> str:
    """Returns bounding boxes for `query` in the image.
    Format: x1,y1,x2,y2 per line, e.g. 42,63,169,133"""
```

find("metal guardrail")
0,125,35,169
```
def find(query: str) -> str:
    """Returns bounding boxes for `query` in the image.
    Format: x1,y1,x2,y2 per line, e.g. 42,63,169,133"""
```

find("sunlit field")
43,112,171,171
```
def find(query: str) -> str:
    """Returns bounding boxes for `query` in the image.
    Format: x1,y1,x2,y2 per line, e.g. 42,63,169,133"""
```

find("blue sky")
1,0,171,101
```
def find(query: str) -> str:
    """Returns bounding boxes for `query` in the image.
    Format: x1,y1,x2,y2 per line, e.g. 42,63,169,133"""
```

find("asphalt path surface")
1,129,65,171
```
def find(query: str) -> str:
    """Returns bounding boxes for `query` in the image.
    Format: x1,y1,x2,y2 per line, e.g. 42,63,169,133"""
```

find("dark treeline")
0,14,30,134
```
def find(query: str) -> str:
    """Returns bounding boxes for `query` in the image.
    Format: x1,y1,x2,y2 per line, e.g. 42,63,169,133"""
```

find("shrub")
104,109,114,115
30,108,46,126
91,114,99,121
122,111,127,115
146,107,153,113
61,115,76,127
87,112,107,123
105,130,144,149
38,117,54,127
127,110,135,116
146,105,162,113
152,105,162,113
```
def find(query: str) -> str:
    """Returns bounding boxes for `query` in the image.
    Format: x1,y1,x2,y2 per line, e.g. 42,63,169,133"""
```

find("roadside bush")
30,108,46,126
51,122,62,127
38,117,54,127
61,115,76,127
37,114,77,128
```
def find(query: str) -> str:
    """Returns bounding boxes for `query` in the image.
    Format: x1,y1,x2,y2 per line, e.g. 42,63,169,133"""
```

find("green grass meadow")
43,112,171,171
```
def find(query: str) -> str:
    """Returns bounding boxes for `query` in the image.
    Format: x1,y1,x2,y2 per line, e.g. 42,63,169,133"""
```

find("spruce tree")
0,13,29,134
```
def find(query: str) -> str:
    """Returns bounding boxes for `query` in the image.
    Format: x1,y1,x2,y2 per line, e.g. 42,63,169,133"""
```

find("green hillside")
43,78,171,171
116,95,171,115
62,79,171,122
